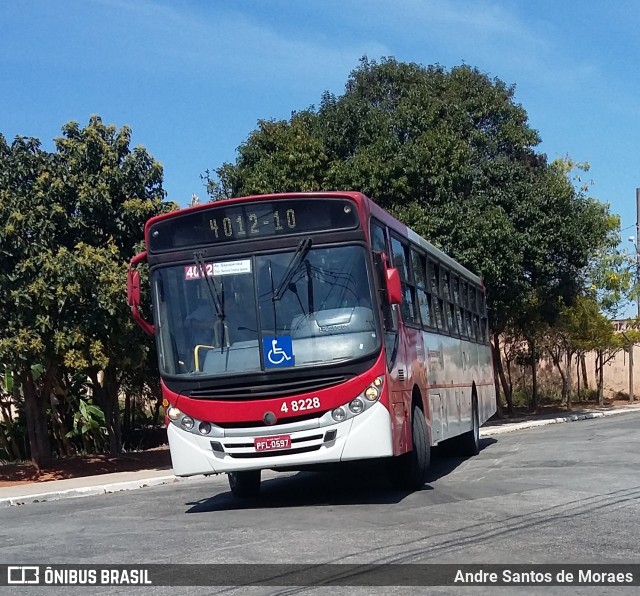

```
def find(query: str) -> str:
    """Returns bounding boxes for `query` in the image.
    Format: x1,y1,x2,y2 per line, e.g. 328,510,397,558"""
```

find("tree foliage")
0,116,176,463
207,57,620,412
209,57,616,335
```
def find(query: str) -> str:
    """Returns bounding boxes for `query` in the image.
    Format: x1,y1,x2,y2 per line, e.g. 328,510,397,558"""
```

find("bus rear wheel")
389,405,430,490
228,470,261,498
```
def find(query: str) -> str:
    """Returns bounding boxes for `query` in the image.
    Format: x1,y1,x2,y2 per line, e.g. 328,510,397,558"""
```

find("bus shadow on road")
185,462,416,512
425,437,497,483
184,438,497,513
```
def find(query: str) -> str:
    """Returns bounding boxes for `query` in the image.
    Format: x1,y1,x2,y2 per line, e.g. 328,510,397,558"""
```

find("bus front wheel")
228,470,261,498
389,405,430,490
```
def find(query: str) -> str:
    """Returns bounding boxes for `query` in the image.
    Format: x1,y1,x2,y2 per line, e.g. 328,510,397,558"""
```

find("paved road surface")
1,413,639,595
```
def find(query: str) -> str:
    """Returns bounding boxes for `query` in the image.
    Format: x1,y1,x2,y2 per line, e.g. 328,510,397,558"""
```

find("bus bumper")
166,401,394,476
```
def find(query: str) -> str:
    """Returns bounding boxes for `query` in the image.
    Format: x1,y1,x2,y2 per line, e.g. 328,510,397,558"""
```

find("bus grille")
220,434,325,459
187,375,348,400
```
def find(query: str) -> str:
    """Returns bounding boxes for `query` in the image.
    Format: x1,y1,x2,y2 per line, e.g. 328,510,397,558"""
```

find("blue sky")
2,1,640,250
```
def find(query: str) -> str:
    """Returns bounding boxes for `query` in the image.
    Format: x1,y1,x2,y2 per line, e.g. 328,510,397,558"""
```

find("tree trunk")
19,369,51,468
498,359,514,414
123,392,131,439
550,350,568,407
504,353,514,402
89,368,121,455
596,350,605,406
529,337,539,412
49,393,74,457
490,335,503,417
492,333,513,415
492,361,503,418
88,370,107,453
581,354,589,393
565,352,573,411
103,366,121,456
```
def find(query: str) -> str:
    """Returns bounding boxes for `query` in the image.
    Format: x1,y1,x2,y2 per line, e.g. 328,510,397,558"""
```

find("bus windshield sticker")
263,336,295,368
185,259,251,280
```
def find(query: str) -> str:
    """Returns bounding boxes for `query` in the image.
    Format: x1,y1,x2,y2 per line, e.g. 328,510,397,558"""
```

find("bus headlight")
364,386,379,401
332,407,347,422
198,421,212,435
167,406,181,420
349,398,365,414
181,416,194,430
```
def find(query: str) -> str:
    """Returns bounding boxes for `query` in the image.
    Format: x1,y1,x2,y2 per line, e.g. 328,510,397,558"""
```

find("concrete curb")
480,405,640,436
0,474,182,508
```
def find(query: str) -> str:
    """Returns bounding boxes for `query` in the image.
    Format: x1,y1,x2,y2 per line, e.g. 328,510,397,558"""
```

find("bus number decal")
280,397,321,414
286,208,296,228
249,213,259,234
185,263,213,279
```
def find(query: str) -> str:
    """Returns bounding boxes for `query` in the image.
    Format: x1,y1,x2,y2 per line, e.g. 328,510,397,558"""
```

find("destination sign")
148,198,359,252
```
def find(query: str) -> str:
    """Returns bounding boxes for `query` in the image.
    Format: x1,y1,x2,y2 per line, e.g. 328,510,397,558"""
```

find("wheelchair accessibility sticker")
263,336,295,368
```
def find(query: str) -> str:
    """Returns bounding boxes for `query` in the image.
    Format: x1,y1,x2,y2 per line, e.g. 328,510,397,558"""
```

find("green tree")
563,295,622,406
207,57,616,412
0,117,175,464
0,134,58,464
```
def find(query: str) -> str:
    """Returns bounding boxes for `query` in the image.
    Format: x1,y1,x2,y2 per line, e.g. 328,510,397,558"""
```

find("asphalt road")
2,413,640,595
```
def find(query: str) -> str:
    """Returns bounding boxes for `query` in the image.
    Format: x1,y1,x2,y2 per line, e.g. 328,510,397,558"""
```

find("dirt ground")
0,399,636,488
0,446,171,488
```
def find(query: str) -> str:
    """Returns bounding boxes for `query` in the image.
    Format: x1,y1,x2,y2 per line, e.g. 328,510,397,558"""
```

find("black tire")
228,470,261,498
457,394,480,456
389,404,431,490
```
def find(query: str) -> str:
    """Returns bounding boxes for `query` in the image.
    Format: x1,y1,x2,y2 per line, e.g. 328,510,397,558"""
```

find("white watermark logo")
7,566,39,584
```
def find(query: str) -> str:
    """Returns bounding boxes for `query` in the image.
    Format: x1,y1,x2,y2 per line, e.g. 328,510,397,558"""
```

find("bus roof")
362,194,484,287
146,191,483,286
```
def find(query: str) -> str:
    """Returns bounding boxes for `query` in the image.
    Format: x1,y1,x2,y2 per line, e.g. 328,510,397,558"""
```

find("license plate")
254,434,291,452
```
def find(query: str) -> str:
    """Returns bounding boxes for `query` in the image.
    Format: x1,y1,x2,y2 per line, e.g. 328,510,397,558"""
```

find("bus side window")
390,236,417,325
372,251,396,332
452,274,466,338
473,314,481,341
412,249,432,328
371,221,388,254
441,268,457,335
427,259,444,331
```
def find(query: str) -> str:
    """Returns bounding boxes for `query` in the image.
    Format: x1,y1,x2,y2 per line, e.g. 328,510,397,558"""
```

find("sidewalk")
2,403,640,507
481,402,640,435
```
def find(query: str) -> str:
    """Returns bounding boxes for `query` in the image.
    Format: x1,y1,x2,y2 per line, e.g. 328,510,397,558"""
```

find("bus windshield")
152,244,380,377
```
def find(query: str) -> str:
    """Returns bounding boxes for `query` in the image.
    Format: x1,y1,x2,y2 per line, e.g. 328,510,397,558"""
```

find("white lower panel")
167,402,394,476
339,402,394,460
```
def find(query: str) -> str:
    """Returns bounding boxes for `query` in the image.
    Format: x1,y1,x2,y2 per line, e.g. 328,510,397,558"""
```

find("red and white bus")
127,191,495,496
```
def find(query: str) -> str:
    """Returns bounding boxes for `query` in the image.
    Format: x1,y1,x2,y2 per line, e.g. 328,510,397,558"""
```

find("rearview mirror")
386,267,403,305
127,269,141,309
127,251,154,336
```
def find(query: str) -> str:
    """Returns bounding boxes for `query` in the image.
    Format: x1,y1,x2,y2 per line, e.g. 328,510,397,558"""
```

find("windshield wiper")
273,238,312,301
193,251,224,318
193,252,229,352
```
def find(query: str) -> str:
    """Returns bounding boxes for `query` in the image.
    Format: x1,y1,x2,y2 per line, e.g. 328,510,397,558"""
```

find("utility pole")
630,343,634,403
625,331,634,404
636,188,640,318
630,188,640,404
